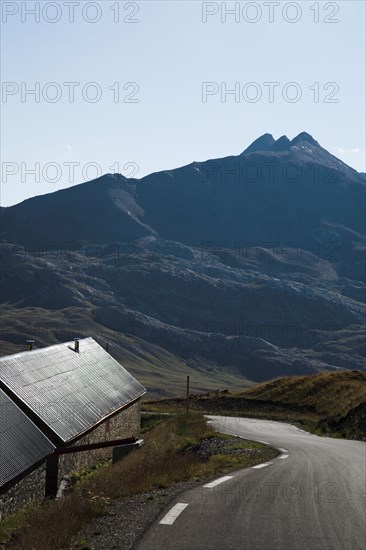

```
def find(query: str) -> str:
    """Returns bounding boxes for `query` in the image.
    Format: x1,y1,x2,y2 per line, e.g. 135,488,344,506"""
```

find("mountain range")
1,132,365,395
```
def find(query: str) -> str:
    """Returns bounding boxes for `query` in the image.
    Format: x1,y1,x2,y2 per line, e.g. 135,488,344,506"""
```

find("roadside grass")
142,403,346,438
2,413,276,550
140,412,170,433
0,510,28,547
143,370,366,440
0,494,105,550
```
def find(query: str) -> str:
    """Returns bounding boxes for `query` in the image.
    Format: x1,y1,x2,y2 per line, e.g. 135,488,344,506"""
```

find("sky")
1,0,365,206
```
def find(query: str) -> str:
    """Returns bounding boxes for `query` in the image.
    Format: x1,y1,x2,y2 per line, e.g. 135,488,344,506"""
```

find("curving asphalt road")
135,416,366,550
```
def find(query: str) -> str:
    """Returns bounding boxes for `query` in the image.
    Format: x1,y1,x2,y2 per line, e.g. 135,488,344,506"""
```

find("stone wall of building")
0,464,46,520
59,400,141,475
0,400,141,520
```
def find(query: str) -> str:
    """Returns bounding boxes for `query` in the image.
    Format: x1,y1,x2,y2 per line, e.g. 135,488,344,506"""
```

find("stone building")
0,337,146,518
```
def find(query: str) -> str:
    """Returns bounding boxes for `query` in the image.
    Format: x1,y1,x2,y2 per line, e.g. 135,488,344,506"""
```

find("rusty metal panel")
0,388,55,488
0,337,146,444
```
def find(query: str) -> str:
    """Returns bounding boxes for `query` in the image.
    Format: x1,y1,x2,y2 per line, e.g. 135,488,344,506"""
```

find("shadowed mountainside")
1,132,365,395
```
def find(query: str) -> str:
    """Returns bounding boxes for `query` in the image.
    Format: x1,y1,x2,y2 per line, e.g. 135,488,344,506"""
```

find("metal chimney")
26,339,35,351
74,338,80,352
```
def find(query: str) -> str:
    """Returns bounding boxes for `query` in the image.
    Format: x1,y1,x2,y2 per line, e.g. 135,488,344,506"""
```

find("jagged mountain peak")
242,131,321,155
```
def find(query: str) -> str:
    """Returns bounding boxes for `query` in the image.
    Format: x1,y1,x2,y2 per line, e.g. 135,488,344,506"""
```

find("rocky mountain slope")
1,133,365,395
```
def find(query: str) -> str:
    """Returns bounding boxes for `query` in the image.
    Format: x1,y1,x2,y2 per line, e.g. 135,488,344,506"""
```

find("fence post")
186,375,190,415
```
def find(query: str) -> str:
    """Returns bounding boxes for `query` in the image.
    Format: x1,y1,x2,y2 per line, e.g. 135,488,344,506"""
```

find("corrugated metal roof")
0,337,146,444
0,388,55,488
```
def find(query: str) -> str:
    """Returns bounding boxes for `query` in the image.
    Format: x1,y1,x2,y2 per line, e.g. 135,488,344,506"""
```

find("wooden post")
186,375,190,415
45,455,59,498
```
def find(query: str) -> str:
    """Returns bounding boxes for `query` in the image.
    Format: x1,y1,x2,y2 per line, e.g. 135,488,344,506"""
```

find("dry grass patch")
4,493,104,550
86,414,221,499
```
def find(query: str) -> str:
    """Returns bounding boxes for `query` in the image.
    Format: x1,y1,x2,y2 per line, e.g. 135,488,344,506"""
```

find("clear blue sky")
1,0,365,206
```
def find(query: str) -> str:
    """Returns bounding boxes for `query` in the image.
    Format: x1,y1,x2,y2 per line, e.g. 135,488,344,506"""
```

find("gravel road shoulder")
68,479,201,550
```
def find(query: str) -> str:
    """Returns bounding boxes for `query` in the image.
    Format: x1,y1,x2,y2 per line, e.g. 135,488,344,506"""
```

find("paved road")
135,416,366,550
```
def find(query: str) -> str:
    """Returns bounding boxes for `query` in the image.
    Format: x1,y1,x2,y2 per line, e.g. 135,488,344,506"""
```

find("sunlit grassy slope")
239,370,366,418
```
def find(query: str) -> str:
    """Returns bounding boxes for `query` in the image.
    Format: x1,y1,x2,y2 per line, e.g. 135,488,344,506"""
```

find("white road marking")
278,454,289,460
159,503,189,525
252,462,273,469
203,476,233,488
258,440,269,445
278,448,288,453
